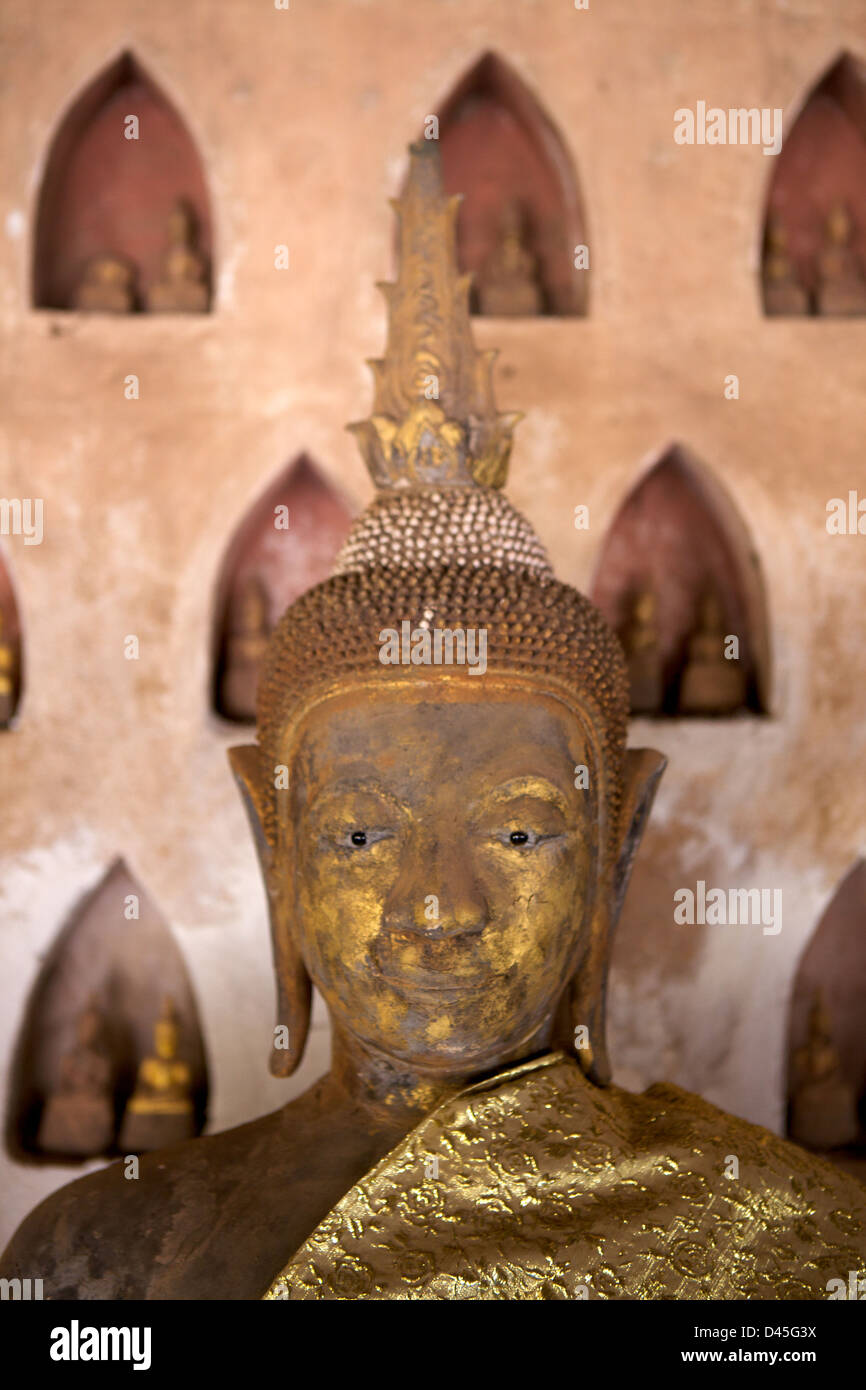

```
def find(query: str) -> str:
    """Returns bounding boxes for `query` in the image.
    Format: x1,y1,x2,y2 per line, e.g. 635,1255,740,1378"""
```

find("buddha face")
285,687,600,1074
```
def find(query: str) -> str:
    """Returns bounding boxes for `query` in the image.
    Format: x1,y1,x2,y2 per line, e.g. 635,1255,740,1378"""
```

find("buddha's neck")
324,1018,556,1133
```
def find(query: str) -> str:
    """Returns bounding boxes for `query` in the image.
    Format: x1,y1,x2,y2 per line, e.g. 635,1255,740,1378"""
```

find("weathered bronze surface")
3,141,864,1300
678,589,746,715
146,200,209,313
477,201,543,317
816,202,866,317
35,1002,114,1159
790,990,859,1151
619,588,663,715
0,607,17,727
762,216,810,316
118,997,195,1152
217,574,271,722
72,253,136,313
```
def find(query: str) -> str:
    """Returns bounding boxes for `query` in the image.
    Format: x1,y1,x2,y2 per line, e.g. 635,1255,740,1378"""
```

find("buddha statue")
218,574,271,722
815,201,866,318
118,997,195,1153
790,990,859,1152
0,607,17,726
677,587,746,716
35,1000,114,1159
72,253,136,313
761,216,809,317
146,200,209,314
3,142,865,1300
619,588,663,715
476,200,543,317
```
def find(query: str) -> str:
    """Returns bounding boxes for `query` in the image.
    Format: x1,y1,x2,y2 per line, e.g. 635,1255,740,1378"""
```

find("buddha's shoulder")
607,1071,866,1208
0,1103,301,1299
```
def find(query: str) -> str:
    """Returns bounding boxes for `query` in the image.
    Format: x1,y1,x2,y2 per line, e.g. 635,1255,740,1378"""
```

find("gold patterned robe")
265,1052,866,1300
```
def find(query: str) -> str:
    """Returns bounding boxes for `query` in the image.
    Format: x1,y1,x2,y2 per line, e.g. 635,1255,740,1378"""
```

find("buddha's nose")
382,837,489,938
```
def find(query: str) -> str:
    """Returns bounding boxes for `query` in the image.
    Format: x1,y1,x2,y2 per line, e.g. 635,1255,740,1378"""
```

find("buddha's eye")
334,827,394,851
496,829,545,849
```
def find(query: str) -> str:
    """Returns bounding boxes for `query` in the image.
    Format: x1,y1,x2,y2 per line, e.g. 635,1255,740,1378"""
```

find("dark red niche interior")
212,455,355,721
786,861,866,1138
6,859,209,1163
418,52,586,315
764,53,866,300
590,446,770,715
0,547,23,725
33,51,212,310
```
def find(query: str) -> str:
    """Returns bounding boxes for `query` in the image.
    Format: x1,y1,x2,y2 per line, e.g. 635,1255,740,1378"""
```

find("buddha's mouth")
371,928,492,996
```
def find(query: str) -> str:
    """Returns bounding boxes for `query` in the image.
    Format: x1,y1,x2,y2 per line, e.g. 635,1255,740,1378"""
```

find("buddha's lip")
386,978,489,1000
377,967,489,996
371,931,492,995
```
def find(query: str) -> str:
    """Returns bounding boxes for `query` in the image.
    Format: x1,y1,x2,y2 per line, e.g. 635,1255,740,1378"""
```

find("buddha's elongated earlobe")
228,746,312,1077
566,748,667,1085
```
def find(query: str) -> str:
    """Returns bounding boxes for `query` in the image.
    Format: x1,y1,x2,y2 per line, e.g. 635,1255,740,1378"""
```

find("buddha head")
230,143,665,1091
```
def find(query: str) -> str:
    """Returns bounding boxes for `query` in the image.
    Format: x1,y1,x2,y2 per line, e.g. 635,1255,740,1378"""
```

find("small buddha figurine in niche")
146,200,209,314
72,253,136,313
118,997,195,1153
0,607,17,726
761,216,809,316
815,202,866,318
677,588,746,716
5,142,866,1301
218,574,271,722
35,1000,114,1158
790,990,859,1152
618,588,663,715
476,200,543,317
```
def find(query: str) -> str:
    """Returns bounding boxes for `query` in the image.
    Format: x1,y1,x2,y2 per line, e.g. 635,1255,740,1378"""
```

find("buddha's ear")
228,745,311,1077
228,745,274,865
569,747,666,1086
612,748,667,925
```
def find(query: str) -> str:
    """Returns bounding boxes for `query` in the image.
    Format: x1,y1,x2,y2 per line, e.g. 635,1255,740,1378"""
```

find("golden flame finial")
348,140,522,490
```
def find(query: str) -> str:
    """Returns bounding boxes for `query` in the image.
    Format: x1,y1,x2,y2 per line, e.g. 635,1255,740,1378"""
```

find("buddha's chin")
374,1028,540,1077
355,996,549,1075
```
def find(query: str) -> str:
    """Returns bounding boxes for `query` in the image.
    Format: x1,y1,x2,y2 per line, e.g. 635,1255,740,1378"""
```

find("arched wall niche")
414,51,586,316
785,860,866,1151
0,546,23,727
212,454,355,723
6,859,208,1164
762,52,866,315
33,50,212,311
590,445,770,717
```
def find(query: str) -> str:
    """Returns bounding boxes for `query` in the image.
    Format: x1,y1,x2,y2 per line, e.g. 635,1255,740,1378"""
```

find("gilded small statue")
677,588,746,716
118,998,195,1153
72,253,136,313
815,202,866,318
790,990,859,1152
35,1001,114,1159
476,200,543,317
218,574,271,723
146,200,209,314
762,216,809,316
619,588,663,715
0,607,17,726
4,142,865,1300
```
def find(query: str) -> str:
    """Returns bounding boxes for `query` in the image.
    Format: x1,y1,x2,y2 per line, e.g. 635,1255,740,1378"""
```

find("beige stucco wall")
1,0,864,1246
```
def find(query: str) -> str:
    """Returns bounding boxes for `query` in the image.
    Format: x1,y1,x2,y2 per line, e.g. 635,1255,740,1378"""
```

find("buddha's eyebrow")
482,777,570,815
304,779,402,814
